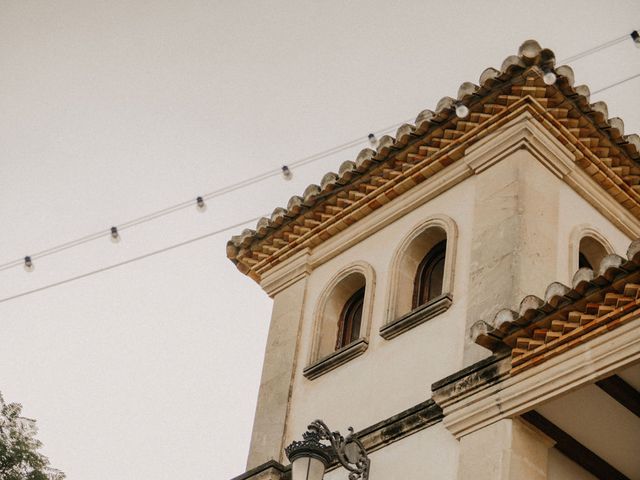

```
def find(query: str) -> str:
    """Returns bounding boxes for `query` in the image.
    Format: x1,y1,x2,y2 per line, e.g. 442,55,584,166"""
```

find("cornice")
255,105,640,290
228,41,640,283
259,248,311,297
440,317,640,439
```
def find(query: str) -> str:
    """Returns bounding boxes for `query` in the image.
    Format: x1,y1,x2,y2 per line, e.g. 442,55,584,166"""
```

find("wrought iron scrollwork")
306,420,370,480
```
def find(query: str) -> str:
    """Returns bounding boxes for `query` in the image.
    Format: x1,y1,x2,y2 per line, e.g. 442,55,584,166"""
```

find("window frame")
304,262,375,380
336,287,365,350
412,240,447,309
382,215,457,340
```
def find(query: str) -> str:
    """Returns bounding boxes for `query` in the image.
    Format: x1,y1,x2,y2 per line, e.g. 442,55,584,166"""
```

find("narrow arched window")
579,236,607,271
578,252,593,269
336,287,364,350
412,240,446,308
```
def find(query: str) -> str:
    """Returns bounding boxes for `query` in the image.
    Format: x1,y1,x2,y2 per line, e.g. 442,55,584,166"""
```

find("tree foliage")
0,392,64,480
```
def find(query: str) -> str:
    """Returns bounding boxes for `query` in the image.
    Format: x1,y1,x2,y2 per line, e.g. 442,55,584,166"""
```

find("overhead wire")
590,72,640,96
0,215,267,305
560,34,631,64
0,119,409,273
0,31,638,276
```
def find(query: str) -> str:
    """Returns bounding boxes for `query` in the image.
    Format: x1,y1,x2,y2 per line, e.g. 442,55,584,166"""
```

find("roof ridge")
228,40,640,280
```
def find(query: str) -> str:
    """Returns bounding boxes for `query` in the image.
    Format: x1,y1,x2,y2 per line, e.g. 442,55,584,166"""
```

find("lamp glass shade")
291,455,326,480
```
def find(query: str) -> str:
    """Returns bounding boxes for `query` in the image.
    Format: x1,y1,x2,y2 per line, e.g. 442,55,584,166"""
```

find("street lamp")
285,420,370,480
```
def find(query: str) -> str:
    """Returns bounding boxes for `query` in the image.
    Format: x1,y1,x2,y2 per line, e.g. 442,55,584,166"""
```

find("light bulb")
368,133,377,146
281,165,293,181
455,104,469,119
24,256,34,272
196,196,207,212
110,226,120,243
543,71,557,85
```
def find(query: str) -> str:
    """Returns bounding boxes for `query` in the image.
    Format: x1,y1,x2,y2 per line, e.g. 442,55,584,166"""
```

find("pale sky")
0,1,639,479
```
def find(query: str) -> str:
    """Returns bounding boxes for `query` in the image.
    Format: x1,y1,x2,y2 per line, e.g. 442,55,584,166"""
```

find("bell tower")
228,40,640,480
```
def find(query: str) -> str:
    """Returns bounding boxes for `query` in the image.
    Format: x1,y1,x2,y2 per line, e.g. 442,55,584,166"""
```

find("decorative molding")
431,353,511,409
232,399,443,480
564,165,640,240
260,249,311,297
318,399,443,475
463,110,574,178
568,224,617,276
308,162,471,271
350,399,442,456
380,294,453,340
303,338,368,380
440,316,640,439
270,109,640,285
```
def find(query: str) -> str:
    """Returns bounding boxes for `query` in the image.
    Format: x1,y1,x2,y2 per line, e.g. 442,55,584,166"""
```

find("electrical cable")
590,72,640,95
0,119,409,273
0,214,267,305
0,31,637,273
560,34,630,64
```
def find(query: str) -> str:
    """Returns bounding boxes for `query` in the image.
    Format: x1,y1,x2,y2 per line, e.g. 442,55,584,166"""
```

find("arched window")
579,236,608,272
569,226,615,278
578,252,592,270
336,287,364,349
382,216,457,340
304,262,375,379
412,240,446,308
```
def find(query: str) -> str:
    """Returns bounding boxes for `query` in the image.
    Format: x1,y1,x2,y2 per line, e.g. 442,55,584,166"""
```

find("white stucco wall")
248,120,640,471
282,151,635,454
284,176,475,447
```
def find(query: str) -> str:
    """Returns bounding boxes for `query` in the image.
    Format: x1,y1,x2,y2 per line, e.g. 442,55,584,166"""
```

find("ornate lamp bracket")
285,419,370,480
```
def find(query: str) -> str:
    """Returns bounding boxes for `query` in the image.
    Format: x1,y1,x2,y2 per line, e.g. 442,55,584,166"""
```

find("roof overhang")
227,40,640,283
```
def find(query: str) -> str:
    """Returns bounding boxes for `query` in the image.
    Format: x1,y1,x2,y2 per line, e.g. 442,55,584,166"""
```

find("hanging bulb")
543,69,557,85
631,30,640,48
368,133,377,146
110,226,120,243
281,165,293,181
24,256,34,272
455,103,469,119
196,196,207,212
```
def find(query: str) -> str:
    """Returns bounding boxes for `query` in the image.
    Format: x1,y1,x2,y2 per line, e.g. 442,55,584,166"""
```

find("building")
227,40,640,480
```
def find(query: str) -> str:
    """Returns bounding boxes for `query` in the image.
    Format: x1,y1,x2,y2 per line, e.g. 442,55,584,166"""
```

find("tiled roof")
472,239,640,375
227,40,640,281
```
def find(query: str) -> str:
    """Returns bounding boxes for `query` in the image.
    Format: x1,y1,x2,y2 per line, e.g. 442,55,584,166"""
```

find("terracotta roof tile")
472,239,640,375
227,40,640,281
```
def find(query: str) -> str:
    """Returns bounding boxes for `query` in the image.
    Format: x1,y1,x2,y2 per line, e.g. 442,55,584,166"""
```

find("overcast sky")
1,1,639,479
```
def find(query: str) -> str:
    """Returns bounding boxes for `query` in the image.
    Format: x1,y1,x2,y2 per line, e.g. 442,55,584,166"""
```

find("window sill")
380,293,452,340
303,338,368,380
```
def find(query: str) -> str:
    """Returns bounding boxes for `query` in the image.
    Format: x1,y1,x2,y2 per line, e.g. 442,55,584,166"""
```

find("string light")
23,256,34,272
543,68,557,85
0,215,267,305
455,103,469,119
281,165,293,181
0,34,638,276
196,196,207,211
110,226,120,243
